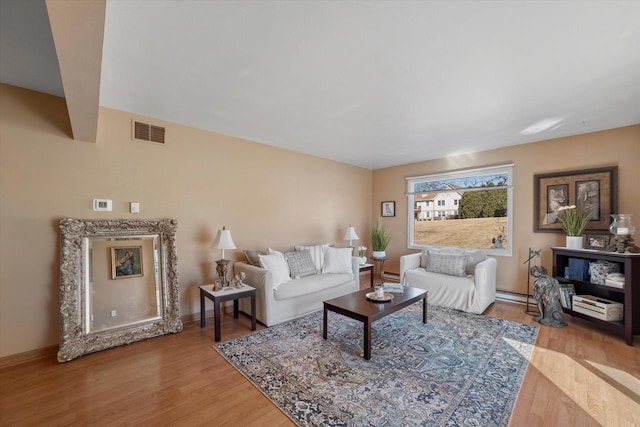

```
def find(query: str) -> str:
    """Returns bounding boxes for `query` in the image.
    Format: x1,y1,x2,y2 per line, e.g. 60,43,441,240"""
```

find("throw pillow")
258,253,291,289
294,243,330,271
243,249,262,266
285,250,317,279
420,246,444,268
424,251,468,277
322,247,353,275
464,249,487,275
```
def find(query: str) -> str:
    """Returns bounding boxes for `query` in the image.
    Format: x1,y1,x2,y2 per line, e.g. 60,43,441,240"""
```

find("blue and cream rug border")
215,303,538,426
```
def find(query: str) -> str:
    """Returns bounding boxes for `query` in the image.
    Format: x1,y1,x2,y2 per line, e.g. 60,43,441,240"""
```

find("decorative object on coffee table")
607,214,639,253
212,226,236,286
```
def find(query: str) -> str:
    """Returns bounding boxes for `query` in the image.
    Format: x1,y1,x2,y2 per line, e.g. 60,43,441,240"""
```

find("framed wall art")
534,166,617,233
111,246,144,279
381,201,395,217
584,233,611,250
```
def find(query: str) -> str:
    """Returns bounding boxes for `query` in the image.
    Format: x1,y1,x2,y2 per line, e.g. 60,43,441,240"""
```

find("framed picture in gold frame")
533,166,617,233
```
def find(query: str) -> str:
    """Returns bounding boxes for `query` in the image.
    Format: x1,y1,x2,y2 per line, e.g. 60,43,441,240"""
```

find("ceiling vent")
132,120,165,144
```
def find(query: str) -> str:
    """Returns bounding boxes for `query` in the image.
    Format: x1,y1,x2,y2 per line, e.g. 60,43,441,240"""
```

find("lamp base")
215,259,231,286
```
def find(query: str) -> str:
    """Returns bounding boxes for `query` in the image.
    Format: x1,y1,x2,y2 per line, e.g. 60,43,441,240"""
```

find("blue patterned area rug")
215,303,538,426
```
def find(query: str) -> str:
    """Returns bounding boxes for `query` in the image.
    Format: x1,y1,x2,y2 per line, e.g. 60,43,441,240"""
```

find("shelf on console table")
552,247,640,346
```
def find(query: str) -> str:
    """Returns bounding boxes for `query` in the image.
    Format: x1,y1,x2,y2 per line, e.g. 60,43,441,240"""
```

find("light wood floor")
1,298,639,426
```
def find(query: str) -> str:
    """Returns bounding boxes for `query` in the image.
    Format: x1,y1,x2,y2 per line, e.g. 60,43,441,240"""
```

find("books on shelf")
558,282,576,310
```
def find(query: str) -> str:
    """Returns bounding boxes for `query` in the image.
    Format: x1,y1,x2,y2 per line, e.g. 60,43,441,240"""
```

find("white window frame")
406,164,514,256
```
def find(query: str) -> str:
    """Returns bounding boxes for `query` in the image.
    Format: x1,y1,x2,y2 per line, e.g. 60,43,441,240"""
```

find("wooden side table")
359,263,374,287
369,256,388,285
199,284,256,342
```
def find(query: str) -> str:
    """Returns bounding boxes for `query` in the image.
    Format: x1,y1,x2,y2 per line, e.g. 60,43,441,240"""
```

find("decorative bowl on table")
366,291,394,302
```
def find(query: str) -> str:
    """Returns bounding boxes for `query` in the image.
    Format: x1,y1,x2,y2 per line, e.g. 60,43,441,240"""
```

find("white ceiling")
2,1,639,169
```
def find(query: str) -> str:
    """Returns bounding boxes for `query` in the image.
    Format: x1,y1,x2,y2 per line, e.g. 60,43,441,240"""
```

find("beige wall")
2,83,638,357
0,84,372,357
373,124,640,294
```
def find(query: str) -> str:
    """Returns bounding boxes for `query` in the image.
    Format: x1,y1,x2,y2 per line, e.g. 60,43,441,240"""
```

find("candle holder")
607,214,639,253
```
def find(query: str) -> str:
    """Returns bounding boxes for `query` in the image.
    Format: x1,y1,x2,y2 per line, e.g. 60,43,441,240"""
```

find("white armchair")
400,247,496,314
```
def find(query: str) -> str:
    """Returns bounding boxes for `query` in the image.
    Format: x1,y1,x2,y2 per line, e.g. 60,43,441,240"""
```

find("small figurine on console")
532,269,567,328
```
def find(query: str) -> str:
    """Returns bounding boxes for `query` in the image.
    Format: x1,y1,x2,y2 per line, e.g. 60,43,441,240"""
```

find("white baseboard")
496,291,529,305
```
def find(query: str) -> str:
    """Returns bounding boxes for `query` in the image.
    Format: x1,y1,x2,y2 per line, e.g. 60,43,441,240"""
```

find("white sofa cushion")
258,253,291,289
425,251,468,277
295,243,330,270
404,268,476,311
274,273,354,301
322,247,354,274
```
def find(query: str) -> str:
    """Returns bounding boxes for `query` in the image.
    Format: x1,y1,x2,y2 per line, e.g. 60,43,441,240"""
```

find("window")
407,164,513,256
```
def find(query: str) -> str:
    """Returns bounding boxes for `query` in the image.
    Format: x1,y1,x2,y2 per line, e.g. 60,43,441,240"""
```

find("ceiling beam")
46,0,105,143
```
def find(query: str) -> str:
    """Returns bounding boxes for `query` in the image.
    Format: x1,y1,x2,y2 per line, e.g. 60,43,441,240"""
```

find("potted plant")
556,205,593,248
357,246,367,265
370,218,391,258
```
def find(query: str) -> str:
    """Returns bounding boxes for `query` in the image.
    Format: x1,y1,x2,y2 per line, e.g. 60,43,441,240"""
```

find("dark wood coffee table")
322,286,427,359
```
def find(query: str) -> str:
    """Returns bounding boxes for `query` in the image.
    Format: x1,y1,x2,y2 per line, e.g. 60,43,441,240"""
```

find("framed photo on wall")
533,166,617,233
111,246,144,279
381,201,395,217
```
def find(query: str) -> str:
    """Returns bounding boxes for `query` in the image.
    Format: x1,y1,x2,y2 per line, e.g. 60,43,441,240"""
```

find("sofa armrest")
234,261,272,294
400,252,421,284
233,262,274,324
351,256,360,288
473,257,497,309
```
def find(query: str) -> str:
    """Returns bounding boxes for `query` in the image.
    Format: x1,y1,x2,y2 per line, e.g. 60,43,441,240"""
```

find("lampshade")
343,225,359,247
212,226,236,259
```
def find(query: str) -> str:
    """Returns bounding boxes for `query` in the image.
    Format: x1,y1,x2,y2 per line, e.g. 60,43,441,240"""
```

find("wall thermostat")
93,199,112,211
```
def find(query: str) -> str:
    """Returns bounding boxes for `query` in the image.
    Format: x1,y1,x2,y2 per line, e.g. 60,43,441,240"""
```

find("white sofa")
400,246,497,314
234,247,359,326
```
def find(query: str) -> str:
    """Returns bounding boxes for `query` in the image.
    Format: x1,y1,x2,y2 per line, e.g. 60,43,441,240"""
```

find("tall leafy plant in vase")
370,218,391,258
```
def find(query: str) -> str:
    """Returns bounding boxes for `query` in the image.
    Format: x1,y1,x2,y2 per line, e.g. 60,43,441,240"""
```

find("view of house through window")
407,164,513,255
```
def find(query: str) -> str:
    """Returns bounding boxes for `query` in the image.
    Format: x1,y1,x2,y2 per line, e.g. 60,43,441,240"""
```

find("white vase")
372,250,386,258
566,236,583,249
358,256,367,265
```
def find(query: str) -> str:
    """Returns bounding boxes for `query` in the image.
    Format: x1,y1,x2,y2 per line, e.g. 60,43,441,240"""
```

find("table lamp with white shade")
212,226,236,287
343,225,359,254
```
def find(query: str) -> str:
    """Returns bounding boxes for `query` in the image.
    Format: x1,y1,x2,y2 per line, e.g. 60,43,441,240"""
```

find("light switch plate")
93,199,112,211
130,202,140,213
